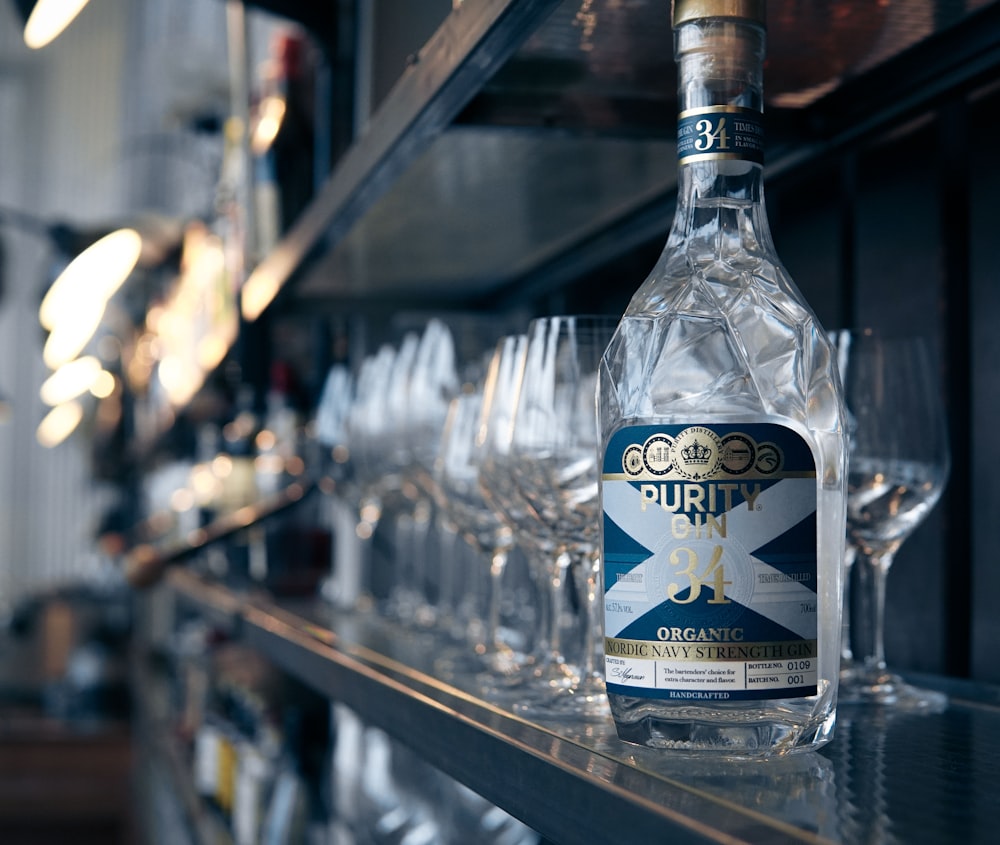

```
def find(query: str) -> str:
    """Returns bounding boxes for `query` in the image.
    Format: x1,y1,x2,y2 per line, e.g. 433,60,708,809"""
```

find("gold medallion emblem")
671,426,722,480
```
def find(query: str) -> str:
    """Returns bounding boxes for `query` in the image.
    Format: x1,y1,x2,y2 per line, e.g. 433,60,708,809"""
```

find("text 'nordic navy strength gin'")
598,0,848,756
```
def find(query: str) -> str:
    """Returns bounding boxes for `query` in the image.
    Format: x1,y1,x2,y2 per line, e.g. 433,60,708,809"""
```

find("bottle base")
609,695,836,758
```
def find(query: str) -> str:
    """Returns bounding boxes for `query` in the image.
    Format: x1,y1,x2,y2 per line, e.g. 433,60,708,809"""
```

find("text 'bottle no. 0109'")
598,0,848,756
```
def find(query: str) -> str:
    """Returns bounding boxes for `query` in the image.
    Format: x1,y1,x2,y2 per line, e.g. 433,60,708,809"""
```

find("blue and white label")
601,423,817,701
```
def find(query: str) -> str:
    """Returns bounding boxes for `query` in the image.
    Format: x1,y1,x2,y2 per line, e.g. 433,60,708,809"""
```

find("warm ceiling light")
39,354,102,405
90,369,115,399
36,400,84,447
21,0,91,50
42,295,106,369
250,95,287,156
39,227,142,331
241,265,281,322
157,354,200,408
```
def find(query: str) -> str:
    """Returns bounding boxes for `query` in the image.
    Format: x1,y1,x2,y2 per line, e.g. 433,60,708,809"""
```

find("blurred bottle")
256,361,331,597
256,361,302,497
216,384,262,583
250,28,317,259
219,384,260,511
261,705,331,845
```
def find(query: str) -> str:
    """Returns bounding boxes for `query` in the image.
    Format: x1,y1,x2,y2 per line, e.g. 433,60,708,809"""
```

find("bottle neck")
670,18,771,252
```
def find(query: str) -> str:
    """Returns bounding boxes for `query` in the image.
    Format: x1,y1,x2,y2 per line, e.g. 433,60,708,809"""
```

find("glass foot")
436,643,532,691
474,651,536,701
509,673,610,722
433,649,487,684
839,666,948,713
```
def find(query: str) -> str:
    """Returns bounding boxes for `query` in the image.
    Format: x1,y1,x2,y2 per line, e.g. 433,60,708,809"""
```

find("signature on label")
610,666,647,683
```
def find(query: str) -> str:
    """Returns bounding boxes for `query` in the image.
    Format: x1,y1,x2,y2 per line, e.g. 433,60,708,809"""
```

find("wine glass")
335,344,403,613
505,314,618,720
433,386,523,683
314,363,365,609
833,329,950,710
348,336,441,617
402,315,502,633
346,343,406,542
476,334,557,701
393,319,460,628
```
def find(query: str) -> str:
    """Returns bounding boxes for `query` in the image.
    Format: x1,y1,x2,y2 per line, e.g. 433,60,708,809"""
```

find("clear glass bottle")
598,0,847,756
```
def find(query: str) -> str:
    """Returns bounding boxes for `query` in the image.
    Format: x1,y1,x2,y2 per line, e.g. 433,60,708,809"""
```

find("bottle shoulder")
601,257,845,446
628,238,805,308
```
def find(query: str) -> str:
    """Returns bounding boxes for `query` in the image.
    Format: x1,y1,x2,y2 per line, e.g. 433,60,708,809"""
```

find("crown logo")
680,439,712,464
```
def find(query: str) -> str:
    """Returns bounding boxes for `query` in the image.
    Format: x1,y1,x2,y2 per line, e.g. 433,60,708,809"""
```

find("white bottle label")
601,423,818,701
194,723,221,796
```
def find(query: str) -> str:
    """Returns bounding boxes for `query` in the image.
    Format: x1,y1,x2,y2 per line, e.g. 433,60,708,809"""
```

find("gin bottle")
598,0,847,755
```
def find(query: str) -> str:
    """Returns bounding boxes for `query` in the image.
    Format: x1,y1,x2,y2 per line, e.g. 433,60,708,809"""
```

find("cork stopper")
673,0,766,27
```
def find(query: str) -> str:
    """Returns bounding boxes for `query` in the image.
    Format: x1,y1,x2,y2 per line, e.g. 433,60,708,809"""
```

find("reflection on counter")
147,566,1000,845
148,600,544,844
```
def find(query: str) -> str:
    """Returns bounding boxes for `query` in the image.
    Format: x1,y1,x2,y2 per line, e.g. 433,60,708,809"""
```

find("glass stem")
410,496,434,623
484,546,509,653
849,549,894,674
435,518,460,636
545,550,570,667
524,548,551,661
840,543,857,666
575,549,602,681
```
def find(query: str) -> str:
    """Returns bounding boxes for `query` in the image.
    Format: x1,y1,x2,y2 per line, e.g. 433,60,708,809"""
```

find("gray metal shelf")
163,572,1000,845
246,0,1000,315
241,0,567,318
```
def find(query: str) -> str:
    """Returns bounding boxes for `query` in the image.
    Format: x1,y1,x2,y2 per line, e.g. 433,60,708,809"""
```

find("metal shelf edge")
241,0,564,320
237,597,827,845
